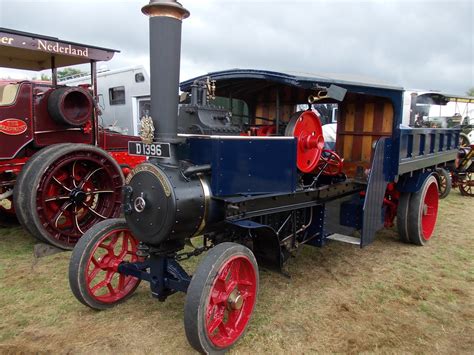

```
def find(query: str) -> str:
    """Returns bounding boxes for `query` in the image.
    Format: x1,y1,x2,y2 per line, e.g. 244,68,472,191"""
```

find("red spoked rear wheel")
408,175,439,245
315,149,343,176
185,242,259,354
14,144,123,249
69,219,141,310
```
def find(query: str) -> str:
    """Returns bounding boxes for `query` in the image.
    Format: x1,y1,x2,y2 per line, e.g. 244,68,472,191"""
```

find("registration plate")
128,141,171,158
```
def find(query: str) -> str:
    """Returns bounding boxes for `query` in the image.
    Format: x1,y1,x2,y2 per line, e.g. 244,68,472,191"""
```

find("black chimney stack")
142,0,189,142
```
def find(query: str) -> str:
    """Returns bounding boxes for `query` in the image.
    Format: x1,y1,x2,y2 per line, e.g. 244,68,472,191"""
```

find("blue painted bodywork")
362,137,390,246
179,69,460,248
398,128,459,175
304,205,326,247
188,136,297,196
396,171,434,193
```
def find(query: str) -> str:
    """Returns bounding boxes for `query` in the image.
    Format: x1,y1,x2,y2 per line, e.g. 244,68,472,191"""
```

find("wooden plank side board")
255,102,295,125
353,99,366,161
382,102,394,133
337,94,394,177
340,102,356,161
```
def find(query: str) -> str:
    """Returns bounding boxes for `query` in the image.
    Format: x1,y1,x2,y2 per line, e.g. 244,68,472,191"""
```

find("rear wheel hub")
71,189,87,204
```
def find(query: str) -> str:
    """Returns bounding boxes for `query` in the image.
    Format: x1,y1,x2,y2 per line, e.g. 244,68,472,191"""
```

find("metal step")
326,233,361,245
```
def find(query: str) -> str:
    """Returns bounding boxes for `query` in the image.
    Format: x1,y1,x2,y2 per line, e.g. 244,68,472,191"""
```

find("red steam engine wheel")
285,111,325,173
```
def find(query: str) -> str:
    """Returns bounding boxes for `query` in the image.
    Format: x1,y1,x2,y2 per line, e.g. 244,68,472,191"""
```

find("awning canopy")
0,28,119,71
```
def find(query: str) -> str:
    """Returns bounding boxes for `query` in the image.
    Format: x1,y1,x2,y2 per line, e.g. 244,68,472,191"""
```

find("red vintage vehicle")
0,28,144,249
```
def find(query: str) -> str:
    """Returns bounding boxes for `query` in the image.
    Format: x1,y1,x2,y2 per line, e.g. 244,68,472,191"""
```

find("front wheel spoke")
106,282,116,295
90,256,105,269
238,279,254,287
81,202,107,219
218,322,230,338
99,243,113,252
117,235,130,261
225,279,238,294
90,280,108,294
211,289,228,305
108,235,120,251
117,274,126,290
230,260,241,282
208,307,224,334
88,265,103,281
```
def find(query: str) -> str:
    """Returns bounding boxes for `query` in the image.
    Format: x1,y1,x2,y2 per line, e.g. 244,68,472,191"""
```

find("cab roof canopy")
181,68,404,104
0,28,119,71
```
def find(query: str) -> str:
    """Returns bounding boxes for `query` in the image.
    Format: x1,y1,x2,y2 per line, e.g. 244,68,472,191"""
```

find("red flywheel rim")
290,111,325,173
205,255,257,348
85,228,140,303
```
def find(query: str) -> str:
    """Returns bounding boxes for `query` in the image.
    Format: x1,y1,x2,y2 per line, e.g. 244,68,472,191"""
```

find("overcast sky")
0,0,473,94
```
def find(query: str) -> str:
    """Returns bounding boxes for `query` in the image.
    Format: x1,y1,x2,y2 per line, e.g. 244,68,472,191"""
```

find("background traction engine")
0,29,144,249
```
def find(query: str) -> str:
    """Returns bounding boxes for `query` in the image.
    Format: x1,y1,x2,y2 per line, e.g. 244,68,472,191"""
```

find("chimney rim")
142,0,190,20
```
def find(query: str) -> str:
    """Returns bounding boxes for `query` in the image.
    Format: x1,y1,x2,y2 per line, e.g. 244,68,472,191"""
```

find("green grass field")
0,193,473,354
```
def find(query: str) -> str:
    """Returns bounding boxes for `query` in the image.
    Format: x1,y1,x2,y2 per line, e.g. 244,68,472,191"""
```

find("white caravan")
61,66,151,135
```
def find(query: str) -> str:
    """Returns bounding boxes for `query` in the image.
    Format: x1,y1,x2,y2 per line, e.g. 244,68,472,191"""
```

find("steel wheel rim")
85,228,140,303
205,255,257,348
37,152,122,246
421,180,439,240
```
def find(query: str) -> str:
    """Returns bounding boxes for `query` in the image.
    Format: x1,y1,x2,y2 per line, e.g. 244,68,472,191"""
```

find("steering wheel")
316,149,343,176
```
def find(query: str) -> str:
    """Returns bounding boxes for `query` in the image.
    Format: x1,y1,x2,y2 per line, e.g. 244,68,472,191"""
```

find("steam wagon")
69,1,460,353
0,28,144,249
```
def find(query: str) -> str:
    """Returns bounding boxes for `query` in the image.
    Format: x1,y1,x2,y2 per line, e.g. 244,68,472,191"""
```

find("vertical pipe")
409,93,417,127
142,1,190,142
276,89,280,135
91,60,99,146
51,56,57,86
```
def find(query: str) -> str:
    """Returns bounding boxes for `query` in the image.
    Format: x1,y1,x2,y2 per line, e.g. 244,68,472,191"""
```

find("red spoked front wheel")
14,144,123,249
69,218,141,310
185,242,259,354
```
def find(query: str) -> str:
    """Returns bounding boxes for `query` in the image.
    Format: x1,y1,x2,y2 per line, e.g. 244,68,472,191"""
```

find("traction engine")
0,29,145,249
